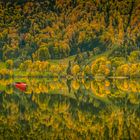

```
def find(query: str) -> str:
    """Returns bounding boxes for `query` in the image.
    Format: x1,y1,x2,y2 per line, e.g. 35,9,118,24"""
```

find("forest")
0,0,140,77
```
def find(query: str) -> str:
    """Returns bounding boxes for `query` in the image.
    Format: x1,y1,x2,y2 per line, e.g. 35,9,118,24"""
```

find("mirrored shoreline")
0,78,140,139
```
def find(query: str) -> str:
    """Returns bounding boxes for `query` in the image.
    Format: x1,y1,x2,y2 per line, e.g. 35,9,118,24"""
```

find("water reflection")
0,78,140,139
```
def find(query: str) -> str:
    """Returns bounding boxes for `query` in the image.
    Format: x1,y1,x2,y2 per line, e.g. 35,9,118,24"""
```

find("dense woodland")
0,0,140,77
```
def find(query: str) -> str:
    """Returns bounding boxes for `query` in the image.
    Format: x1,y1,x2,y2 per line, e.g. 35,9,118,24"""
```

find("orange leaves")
118,17,124,44
23,2,34,14
65,24,77,38
78,31,86,43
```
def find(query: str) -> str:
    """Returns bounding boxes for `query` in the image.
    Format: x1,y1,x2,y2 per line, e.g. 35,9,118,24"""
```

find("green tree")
128,51,140,63
66,61,72,75
5,59,13,70
36,47,51,61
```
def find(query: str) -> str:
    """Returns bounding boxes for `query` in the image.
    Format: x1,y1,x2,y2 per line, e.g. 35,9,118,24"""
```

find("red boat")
14,82,27,91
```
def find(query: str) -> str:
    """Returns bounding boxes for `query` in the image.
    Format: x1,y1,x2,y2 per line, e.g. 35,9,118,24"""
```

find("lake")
0,78,140,139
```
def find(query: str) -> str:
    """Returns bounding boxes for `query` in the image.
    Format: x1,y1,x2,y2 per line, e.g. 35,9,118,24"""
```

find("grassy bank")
0,50,140,79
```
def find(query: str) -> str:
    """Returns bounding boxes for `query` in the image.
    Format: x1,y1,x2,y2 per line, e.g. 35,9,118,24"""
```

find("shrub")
71,64,80,76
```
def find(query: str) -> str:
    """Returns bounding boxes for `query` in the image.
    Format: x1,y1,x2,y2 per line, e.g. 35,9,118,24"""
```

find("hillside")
0,0,140,62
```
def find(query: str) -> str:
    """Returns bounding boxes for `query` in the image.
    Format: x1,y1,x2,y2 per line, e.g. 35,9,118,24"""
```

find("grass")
0,50,116,78
1,49,139,78
13,70,55,78
48,50,111,66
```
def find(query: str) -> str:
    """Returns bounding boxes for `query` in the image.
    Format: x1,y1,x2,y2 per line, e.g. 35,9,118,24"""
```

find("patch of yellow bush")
71,64,80,76
91,57,110,76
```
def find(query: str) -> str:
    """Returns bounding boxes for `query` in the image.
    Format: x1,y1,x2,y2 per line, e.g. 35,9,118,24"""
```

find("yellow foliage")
84,65,91,75
84,81,91,90
71,80,80,90
116,64,130,76
6,59,13,69
49,82,56,90
91,57,110,76
6,88,13,94
105,80,110,87
71,64,80,76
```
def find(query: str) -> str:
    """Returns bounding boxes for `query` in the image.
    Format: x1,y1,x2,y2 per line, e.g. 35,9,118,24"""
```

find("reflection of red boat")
14,82,27,91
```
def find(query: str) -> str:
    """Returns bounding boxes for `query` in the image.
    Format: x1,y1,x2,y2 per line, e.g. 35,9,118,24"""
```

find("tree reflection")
0,78,139,139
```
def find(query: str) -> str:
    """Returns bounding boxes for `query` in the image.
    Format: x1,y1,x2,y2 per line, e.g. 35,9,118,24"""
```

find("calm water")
0,78,140,140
